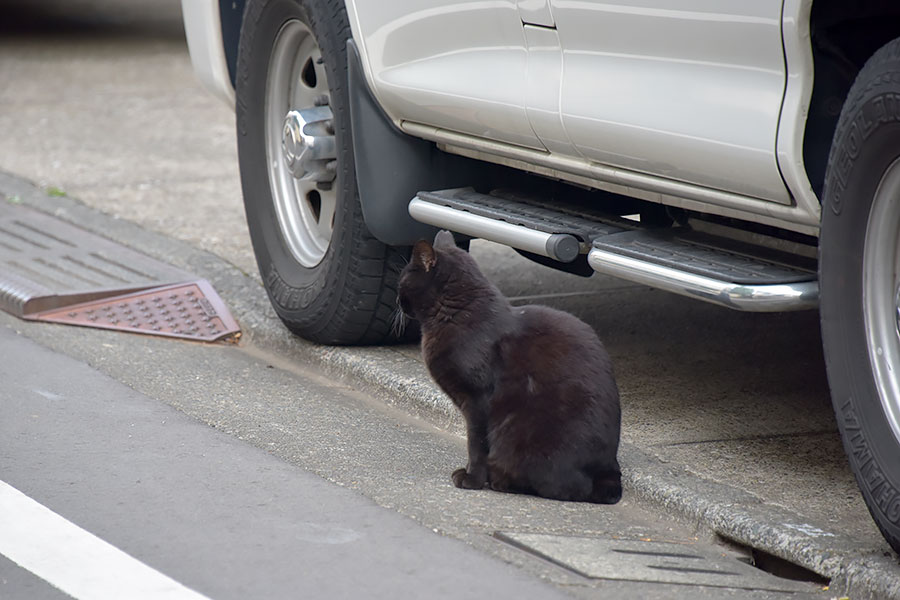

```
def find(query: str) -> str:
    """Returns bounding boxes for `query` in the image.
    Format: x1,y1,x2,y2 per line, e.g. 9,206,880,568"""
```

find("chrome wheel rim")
863,156,900,444
265,20,336,268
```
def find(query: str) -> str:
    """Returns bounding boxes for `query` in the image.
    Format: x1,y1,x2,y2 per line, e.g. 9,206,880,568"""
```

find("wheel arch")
804,0,900,199
346,39,504,246
217,0,493,247
219,0,247,88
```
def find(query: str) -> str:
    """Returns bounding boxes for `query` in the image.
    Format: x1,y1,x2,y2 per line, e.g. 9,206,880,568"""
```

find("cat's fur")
398,230,622,504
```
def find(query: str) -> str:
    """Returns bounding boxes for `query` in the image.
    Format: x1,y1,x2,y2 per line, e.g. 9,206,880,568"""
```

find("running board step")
588,231,818,311
408,188,818,311
410,188,625,263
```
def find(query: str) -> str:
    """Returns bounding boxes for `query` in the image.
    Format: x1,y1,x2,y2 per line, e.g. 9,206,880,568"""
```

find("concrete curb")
4,171,899,599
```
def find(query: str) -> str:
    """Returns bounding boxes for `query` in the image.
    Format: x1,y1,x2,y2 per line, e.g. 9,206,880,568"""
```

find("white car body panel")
776,0,820,225
518,0,556,26
181,0,235,106
186,0,821,234
401,120,820,235
523,25,576,155
347,0,545,150
346,0,822,233
552,0,791,204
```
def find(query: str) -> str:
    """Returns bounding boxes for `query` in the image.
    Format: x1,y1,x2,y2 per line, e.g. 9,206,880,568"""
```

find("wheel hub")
264,18,338,268
863,157,900,444
281,106,337,182
896,285,900,336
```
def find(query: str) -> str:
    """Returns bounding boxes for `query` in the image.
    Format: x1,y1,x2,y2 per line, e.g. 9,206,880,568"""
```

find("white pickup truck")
181,0,900,553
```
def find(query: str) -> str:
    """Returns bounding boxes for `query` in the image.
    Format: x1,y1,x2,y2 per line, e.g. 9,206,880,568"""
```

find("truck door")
350,0,546,151
551,0,791,203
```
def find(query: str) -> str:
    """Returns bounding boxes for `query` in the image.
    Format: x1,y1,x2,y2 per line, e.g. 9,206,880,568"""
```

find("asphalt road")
1,327,573,600
0,0,896,598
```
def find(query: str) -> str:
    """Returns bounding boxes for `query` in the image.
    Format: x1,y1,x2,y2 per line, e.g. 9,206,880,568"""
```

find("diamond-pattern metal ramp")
26,281,240,342
0,201,240,342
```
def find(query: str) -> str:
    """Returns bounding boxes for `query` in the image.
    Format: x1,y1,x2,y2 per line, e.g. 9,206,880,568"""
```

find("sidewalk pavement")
2,172,899,599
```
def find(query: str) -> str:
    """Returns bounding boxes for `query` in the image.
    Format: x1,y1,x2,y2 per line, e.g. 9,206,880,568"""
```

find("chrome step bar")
408,197,583,263
408,189,818,312
586,248,818,312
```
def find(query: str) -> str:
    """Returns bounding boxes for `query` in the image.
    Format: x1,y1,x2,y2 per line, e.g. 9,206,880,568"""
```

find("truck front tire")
236,0,408,345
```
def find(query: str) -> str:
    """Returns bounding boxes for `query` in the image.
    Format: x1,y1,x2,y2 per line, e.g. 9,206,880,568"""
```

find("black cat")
398,230,622,504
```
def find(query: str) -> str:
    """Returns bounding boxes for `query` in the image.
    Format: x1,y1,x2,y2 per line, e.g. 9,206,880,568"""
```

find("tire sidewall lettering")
830,92,900,216
841,398,900,526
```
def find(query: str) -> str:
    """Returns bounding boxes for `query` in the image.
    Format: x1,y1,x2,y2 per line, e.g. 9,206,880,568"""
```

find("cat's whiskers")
390,305,408,338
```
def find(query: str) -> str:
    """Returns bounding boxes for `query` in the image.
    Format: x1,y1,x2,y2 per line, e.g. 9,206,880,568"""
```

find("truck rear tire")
820,37,900,554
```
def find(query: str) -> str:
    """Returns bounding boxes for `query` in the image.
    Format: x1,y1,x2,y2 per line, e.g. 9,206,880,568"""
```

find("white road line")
0,480,212,600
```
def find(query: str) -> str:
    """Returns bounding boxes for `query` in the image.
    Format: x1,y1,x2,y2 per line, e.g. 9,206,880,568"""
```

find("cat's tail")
589,469,622,504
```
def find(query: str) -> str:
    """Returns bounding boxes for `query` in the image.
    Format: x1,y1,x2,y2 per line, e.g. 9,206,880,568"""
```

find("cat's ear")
412,240,437,272
433,230,457,250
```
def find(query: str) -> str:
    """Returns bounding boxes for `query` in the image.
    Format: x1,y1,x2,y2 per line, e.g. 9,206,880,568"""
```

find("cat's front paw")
452,467,487,489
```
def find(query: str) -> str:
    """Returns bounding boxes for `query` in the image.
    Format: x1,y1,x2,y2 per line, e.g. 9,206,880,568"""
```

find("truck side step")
408,188,818,311
410,188,625,263
588,231,817,311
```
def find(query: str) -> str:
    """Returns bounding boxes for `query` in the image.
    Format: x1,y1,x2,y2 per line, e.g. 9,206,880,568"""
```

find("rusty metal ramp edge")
0,201,240,342
24,280,240,342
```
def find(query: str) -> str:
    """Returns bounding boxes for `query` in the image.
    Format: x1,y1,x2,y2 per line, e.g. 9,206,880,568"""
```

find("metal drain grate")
24,280,240,342
495,532,814,592
0,201,240,342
